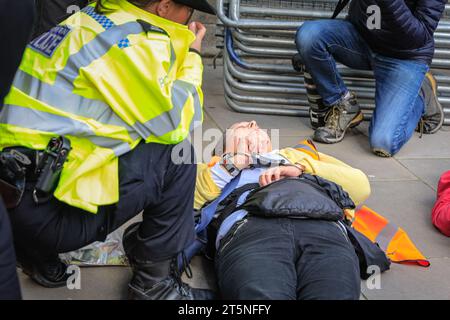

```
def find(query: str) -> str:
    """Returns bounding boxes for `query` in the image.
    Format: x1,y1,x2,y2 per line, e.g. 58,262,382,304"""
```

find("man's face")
225,121,273,155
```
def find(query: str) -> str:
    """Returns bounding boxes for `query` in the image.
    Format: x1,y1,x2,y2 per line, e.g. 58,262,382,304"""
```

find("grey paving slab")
18,257,215,300
399,159,450,191
183,256,217,291
202,66,225,96
205,104,313,137
394,131,450,159
19,267,131,300
361,258,450,300
364,181,450,259
279,136,311,149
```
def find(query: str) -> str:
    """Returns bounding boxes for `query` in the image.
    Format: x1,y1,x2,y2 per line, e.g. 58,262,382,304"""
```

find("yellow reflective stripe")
0,124,53,151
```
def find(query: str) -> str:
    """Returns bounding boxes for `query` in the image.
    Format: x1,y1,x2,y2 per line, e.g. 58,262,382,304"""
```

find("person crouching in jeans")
296,0,446,157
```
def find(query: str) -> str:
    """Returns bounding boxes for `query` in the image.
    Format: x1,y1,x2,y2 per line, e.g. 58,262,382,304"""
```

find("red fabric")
432,171,450,237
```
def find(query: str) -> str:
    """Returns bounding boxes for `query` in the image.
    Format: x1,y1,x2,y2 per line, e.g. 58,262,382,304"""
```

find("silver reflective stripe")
375,223,399,251
169,44,177,73
135,80,202,139
0,105,131,157
56,21,144,88
13,71,139,141
293,143,317,155
190,83,203,131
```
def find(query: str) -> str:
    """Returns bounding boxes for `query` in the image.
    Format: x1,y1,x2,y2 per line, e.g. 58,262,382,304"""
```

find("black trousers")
9,142,197,262
215,216,361,300
32,0,89,39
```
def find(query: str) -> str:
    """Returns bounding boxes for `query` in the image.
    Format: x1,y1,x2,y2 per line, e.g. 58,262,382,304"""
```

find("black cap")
173,0,216,15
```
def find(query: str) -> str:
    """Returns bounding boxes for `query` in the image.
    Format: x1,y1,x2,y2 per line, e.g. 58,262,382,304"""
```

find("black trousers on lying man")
216,217,360,300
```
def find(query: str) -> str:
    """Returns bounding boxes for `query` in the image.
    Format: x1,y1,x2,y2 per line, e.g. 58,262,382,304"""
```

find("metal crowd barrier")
216,0,450,125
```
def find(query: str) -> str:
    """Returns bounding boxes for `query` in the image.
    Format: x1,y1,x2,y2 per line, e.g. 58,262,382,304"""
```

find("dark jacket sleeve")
33,0,90,38
0,0,35,106
377,0,446,47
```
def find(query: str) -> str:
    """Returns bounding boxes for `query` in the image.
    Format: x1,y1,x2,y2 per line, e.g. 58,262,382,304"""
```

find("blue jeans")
296,20,429,155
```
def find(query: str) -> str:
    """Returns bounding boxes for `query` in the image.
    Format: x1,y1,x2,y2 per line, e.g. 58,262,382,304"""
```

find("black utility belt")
0,136,71,209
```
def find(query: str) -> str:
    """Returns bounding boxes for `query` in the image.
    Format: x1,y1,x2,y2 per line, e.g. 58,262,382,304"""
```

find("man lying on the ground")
192,121,387,300
432,171,450,237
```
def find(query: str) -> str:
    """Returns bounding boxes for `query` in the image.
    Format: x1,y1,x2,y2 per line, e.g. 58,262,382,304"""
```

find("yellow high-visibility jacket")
194,146,371,214
0,0,204,213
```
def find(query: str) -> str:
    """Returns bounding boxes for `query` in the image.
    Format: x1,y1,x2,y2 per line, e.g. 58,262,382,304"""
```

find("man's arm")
194,162,229,210
279,148,371,206
376,0,446,46
194,153,252,210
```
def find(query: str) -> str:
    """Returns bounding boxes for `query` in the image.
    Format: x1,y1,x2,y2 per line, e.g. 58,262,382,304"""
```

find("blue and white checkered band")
29,25,72,58
82,6,115,30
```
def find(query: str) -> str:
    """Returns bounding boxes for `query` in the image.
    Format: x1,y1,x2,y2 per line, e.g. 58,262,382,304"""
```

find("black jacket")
33,0,89,39
241,175,355,221
348,0,447,65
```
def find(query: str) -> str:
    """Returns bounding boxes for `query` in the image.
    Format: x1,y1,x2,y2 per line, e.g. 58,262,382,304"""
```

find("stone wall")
192,0,221,58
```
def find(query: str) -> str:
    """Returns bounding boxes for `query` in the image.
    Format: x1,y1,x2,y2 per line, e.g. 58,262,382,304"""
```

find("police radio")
33,136,71,204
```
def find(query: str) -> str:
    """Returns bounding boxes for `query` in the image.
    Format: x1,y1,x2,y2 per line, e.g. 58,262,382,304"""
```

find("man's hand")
189,21,207,53
259,166,304,187
230,137,252,170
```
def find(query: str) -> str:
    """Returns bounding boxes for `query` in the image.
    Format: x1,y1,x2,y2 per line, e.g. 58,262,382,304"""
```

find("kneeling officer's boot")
17,249,69,288
123,223,215,300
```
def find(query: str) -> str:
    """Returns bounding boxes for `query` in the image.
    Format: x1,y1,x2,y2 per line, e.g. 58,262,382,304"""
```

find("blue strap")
195,174,242,233
181,174,242,270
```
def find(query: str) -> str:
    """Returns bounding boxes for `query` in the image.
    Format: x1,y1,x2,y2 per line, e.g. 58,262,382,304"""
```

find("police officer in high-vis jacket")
0,0,215,300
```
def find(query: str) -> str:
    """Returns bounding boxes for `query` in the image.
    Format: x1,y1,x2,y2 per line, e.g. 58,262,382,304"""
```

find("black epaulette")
137,19,169,37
